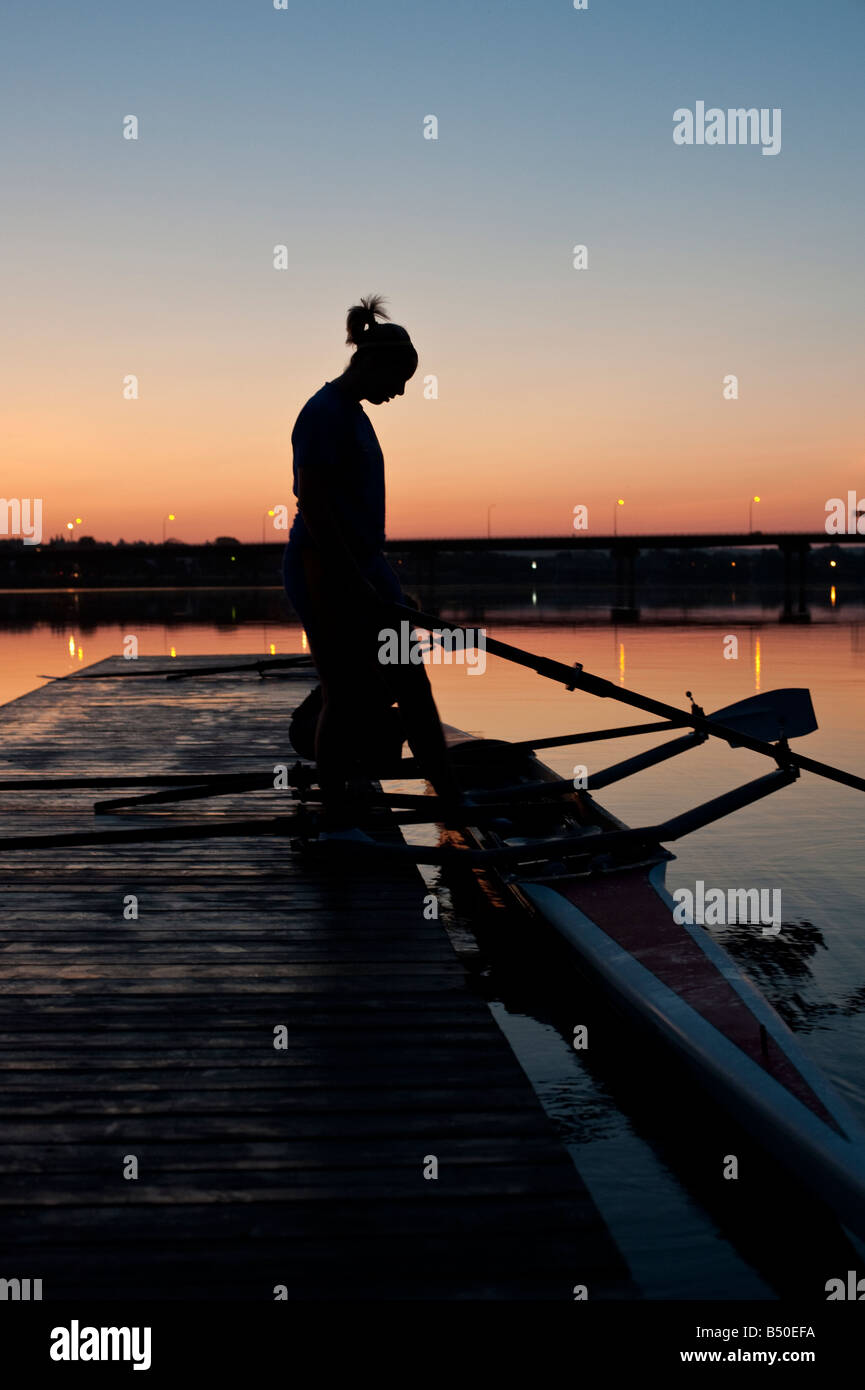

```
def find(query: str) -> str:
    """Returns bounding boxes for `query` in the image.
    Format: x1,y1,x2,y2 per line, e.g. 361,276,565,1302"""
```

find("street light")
749,495,760,532
613,498,624,536
487,503,496,539
261,508,276,543
163,512,176,544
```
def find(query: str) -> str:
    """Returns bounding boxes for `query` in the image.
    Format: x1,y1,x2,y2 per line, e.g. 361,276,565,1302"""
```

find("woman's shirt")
288,380,386,564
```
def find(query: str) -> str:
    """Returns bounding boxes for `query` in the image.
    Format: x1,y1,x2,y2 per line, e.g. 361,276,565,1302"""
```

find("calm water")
3,593,865,1298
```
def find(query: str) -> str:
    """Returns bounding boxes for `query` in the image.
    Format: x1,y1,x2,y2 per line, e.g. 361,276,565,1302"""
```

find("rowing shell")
444,729,865,1243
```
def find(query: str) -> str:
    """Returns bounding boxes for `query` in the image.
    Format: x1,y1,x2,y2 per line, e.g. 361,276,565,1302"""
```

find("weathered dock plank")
0,657,634,1300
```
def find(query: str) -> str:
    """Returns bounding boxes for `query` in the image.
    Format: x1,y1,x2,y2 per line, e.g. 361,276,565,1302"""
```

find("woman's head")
344,294,418,404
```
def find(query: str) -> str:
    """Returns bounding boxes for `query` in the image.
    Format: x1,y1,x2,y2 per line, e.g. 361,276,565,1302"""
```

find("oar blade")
709,688,818,744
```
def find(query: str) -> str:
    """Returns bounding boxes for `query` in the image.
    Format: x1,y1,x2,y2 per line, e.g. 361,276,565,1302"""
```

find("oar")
166,656,313,682
93,768,313,814
507,689,818,754
0,759,799,853
0,802,571,853
0,774,225,791
510,721,684,751
0,766,315,795
37,655,313,682
0,758,426,796
394,605,865,796
0,817,301,852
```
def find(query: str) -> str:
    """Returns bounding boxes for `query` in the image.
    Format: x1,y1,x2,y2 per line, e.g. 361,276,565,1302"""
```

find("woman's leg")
297,552,392,827
284,545,351,821
287,545,464,823
365,558,465,809
385,659,464,808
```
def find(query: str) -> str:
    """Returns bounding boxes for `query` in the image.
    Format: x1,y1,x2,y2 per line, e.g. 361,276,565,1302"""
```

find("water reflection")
441,878,861,1298
721,912,865,1033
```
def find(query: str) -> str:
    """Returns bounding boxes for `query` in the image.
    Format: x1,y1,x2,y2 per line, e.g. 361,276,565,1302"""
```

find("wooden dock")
0,657,634,1300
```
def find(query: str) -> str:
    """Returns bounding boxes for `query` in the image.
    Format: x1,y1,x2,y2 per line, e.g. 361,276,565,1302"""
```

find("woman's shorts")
282,543,405,688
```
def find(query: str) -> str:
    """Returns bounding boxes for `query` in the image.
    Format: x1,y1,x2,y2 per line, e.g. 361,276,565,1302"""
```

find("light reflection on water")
3,606,865,1297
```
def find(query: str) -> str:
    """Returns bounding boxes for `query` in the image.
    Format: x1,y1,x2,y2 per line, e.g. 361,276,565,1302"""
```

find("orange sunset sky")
3,1,862,543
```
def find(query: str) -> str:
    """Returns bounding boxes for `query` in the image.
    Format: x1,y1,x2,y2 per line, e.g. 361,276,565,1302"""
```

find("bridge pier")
780,542,811,623
414,544,436,593
611,543,640,623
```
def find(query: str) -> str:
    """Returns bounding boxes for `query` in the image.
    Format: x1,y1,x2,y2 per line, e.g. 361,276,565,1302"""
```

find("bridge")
384,532,861,622
3,530,859,620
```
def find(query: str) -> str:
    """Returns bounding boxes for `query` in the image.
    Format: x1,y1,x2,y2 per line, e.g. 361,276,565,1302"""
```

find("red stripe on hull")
554,868,840,1132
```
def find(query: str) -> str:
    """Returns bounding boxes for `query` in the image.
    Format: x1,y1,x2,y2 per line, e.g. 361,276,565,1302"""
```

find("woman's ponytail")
346,294,390,346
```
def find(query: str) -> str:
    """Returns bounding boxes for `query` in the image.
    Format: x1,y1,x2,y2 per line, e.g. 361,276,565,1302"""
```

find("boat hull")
446,732,865,1242
521,866,865,1242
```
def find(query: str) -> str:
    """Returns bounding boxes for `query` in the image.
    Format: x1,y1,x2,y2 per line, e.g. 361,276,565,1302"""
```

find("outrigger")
6,604,865,1243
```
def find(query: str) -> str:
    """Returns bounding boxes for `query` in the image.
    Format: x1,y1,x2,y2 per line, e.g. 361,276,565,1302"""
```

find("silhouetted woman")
284,295,462,836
